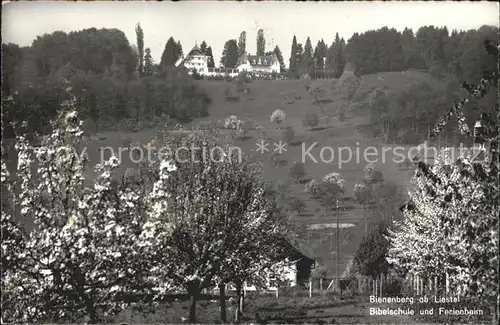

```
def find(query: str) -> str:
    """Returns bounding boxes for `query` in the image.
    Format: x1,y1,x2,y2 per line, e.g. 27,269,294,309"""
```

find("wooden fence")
302,275,403,297
304,272,473,298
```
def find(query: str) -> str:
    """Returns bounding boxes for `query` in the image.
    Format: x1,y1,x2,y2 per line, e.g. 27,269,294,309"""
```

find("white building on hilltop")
175,43,208,75
175,43,239,77
235,53,281,75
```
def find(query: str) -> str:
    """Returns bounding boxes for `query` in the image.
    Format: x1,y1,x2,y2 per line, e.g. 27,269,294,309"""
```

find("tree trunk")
72,264,98,324
363,204,367,234
379,273,383,297
187,284,201,324
493,293,499,325
135,97,141,124
235,281,244,324
427,123,431,144
81,289,98,324
219,283,227,324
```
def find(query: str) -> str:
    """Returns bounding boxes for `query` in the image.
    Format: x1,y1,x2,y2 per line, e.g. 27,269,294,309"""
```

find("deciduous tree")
1,92,168,323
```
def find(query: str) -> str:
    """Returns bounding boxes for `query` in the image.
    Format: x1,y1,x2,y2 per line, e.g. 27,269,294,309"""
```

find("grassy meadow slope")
190,71,441,275
3,70,442,278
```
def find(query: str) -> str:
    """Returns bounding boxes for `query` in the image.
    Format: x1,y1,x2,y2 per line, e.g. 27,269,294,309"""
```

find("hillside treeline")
347,25,498,82
1,27,211,138
290,25,497,82
344,26,498,145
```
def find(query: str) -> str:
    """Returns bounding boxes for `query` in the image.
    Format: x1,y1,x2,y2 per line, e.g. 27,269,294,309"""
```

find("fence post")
309,278,312,298
445,272,449,295
434,276,438,296
380,273,383,297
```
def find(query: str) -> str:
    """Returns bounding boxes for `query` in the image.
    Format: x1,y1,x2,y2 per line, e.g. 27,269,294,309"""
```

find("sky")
2,1,498,68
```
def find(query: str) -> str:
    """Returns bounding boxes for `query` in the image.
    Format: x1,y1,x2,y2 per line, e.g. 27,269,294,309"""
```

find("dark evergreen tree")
160,37,181,67
257,29,266,57
354,222,391,279
220,39,239,68
206,46,215,68
273,45,285,72
326,33,346,78
401,27,416,69
176,40,183,58
143,47,154,76
302,37,313,76
313,39,328,72
296,43,304,76
289,35,299,78
200,41,208,54
238,31,247,57
135,23,144,76
388,30,405,71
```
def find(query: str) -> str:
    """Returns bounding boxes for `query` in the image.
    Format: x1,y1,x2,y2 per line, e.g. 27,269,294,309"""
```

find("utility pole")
314,57,317,80
336,198,341,297
323,57,326,79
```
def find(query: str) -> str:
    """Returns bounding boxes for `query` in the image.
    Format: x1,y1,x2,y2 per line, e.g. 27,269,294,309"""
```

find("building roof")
236,53,278,67
175,44,206,67
188,43,205,56
275,235,317,262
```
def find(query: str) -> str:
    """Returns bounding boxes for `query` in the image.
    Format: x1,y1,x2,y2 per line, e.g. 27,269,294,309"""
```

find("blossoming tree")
386,40,498,321
270,109,286,129
1,93,174,323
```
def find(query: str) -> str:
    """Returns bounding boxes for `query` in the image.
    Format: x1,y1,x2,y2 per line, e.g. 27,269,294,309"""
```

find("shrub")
270,109,286,128
237,70,251,83
282,126,295,143
270,152,287,166
289,161,306,183
338,107,346,122
287,196,306,214
305,179,320,197
191,69,203,80
311,85,325,102
303,111,319,129
235,79,248,96
224,87,231,99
